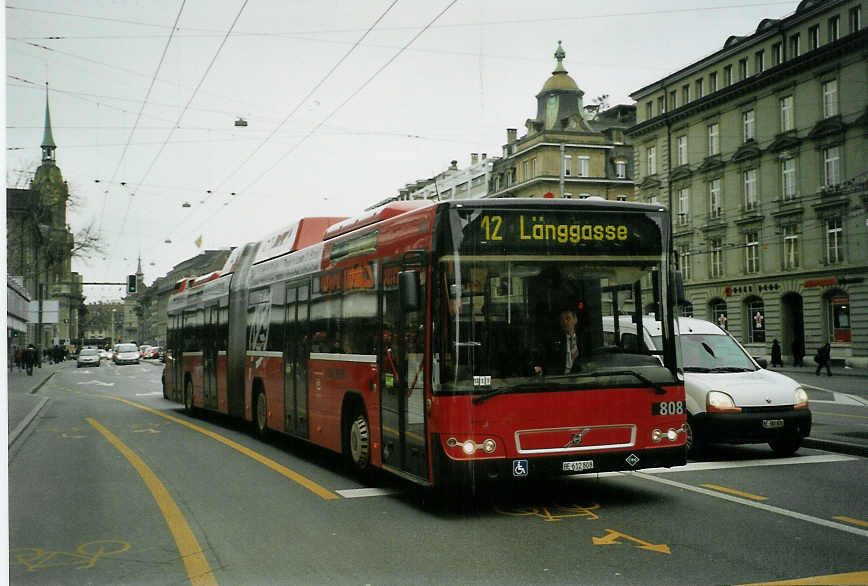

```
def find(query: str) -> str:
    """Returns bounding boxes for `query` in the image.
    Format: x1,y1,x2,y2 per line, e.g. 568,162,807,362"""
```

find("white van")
604,316,811,456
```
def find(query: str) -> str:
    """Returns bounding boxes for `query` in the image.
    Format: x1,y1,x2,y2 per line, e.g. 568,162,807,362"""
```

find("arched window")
744,296,765,343
825,289,851,343
680,302,694,318
710,299,728,330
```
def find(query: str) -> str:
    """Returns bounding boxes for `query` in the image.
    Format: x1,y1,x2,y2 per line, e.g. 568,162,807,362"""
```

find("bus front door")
380,266,428,479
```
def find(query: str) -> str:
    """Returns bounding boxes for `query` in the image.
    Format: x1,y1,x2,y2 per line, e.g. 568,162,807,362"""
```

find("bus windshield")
433,205,675,394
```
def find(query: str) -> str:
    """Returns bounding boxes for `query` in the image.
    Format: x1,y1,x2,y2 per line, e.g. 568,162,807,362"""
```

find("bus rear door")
284,282,310,438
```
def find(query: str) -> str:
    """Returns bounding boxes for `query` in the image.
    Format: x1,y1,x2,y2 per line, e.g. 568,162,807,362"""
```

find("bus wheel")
347,411,371,472
184,380,195,414
254,390,268,438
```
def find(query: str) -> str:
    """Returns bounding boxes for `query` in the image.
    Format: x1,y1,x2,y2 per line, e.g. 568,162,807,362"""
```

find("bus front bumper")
431,434,686,486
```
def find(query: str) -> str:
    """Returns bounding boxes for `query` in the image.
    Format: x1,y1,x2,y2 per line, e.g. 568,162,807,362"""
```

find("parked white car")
604,316,811,456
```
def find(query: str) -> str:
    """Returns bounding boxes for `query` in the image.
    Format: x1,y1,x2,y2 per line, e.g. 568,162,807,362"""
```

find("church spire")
41,84,57,164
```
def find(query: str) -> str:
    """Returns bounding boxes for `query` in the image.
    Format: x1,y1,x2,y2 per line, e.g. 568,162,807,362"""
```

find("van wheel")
769,435,801,457
254,390,268,438
184,380,195,414
346,410,371,473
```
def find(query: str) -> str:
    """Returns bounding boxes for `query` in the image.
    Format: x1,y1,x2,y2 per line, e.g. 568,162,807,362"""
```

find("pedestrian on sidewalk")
792,337,805,367
23,344,36,376
814,342,832,376
771,339,783,367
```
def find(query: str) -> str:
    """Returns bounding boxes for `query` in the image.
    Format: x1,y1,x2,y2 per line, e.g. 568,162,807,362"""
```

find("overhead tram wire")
97,0,188,234
160,0,402,244
116,0,250,243
183,0,461,242
198,0,401,207
7,2,798,38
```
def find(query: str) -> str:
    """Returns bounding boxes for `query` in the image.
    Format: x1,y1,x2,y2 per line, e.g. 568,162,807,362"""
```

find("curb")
803,437,868,458
9,397,50,447
769,369,868,380
29,371,56,394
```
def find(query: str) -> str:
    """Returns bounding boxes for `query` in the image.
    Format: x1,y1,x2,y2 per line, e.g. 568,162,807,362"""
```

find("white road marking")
77,380,115,387
135,392,163,397
335,488,402,498
805,386,868,406
630,470,868,538
641,453,856,473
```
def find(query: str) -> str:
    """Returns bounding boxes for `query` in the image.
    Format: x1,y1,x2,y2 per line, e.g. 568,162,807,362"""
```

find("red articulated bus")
164,198,686,488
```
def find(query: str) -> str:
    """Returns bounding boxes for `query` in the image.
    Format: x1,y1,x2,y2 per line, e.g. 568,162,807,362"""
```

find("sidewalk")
769,363,868,379
6,360,65,446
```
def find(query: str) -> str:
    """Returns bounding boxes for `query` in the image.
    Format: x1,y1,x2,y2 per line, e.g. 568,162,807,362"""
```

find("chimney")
507,128,517,143
471,153,478,165
450,160,458,170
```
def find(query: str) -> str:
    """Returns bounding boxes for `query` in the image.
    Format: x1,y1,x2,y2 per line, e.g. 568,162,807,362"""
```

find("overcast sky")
5,0,799,302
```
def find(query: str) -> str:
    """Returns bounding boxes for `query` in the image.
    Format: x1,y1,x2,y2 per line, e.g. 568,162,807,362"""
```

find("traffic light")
127,274,137,294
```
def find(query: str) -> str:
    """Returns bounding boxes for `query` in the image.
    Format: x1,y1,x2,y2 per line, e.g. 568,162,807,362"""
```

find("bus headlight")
446,436,500,457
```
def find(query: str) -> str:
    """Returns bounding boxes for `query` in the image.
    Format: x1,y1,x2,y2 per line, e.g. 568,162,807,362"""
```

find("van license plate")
563,460,594,472
762,419,784,429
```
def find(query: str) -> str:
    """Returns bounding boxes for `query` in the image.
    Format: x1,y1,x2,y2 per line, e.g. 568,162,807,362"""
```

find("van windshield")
680,334,757,372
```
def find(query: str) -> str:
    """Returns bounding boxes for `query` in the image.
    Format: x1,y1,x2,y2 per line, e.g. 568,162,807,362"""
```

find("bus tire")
184,379,195,414
254,389,268,439
346,410,371,473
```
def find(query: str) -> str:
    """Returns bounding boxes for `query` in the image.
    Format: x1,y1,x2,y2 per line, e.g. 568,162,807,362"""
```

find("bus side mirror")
399,270,421,312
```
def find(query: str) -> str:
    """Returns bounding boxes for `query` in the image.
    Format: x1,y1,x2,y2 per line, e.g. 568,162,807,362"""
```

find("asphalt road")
8,360,868,585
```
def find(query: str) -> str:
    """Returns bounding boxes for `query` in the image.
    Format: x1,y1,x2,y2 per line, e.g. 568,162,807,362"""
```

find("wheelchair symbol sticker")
513,459,529,477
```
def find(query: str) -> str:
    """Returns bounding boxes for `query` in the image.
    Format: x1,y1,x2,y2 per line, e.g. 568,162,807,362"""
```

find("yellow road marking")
87,418,217,586
699,483,767,501
107,397,339,500
833,516,868,528
592,529,671,554
741,570,868,585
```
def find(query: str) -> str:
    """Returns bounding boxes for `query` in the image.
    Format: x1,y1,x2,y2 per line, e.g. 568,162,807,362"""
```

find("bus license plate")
563,460,594,472
762,419,785,429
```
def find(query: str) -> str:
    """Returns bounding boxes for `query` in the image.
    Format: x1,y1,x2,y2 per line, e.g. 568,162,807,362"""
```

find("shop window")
745,297,765,343
828,294,851,343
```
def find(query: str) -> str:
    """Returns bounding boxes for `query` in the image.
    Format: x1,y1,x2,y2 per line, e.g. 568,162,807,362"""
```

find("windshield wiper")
707,366,754,373
584,369,667,395
471,381,556,405
683,366,713,372
472,369,667,404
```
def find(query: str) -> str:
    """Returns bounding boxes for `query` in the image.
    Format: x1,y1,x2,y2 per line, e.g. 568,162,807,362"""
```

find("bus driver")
533,307,581,376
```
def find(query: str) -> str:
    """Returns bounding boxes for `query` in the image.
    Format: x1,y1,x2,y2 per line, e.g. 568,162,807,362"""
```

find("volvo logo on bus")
564,428,590,448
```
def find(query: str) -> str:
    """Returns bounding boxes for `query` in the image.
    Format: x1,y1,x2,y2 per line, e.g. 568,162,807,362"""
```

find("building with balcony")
627,0,867,365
